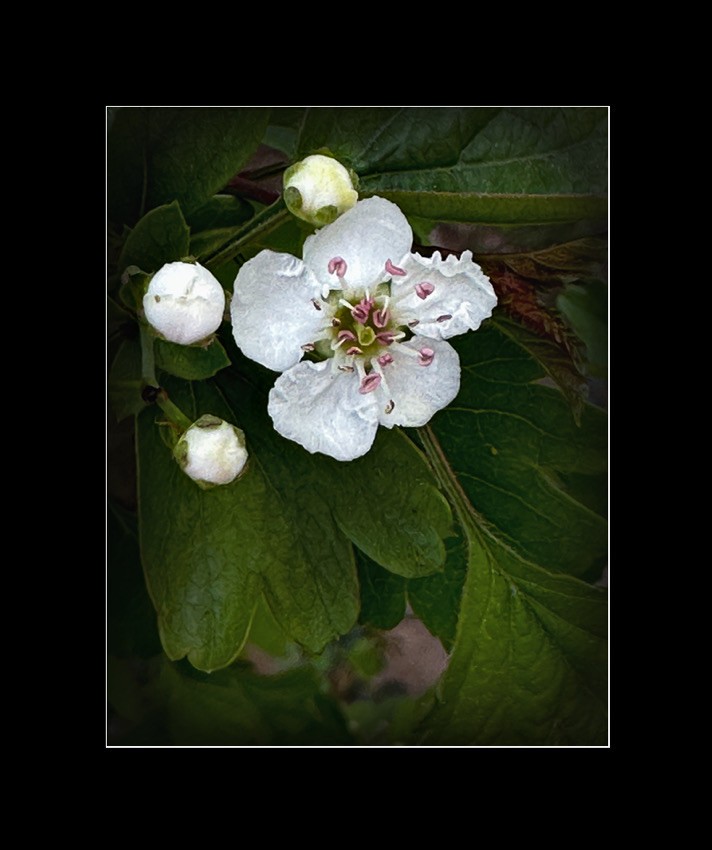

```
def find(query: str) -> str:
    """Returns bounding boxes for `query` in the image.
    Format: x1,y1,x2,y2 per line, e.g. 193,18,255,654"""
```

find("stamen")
419,347,435,367
376,332,396,346
346,346,363,356
373,307,390,328
339,298,355,310
301,343,315,351
386,259,407,277
436,314,452,323
384,400,395,414
331,317,341,327
311,299,322,311
408,319,420,328
415,282,435,300
351,297,373,324
328,256,348,277
377,353,394,367
359,373,382,394
337,330,357,343
338,364,355,372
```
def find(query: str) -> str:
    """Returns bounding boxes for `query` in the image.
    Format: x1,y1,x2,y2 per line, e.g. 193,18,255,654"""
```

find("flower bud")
174,415,248,487
283,154,358,227
143,262,225,345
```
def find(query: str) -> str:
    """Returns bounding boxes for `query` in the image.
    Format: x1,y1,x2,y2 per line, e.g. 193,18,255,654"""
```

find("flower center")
327,286,403,363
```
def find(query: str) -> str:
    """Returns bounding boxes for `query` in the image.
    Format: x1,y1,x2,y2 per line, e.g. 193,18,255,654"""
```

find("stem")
202,198,289,271
140,324,192,432
418,425,475,531
156,392,192,431
140,325,157,386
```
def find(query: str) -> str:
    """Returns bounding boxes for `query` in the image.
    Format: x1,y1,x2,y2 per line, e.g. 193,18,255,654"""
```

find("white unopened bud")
143,262,225,345
174,415,248,487
283,154,358,227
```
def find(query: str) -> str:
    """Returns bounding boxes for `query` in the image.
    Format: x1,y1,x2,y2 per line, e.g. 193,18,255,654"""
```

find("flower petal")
376,338,461,428
268,360,379,461
303,197,413,292
391,250,497,340
231,251,325,372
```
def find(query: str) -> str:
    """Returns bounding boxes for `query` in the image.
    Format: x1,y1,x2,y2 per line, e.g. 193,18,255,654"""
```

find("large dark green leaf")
415,322,607,745
109,656,353,745
108,107,269,226
137,376,358,669
296,107,607,252
215,343,453,581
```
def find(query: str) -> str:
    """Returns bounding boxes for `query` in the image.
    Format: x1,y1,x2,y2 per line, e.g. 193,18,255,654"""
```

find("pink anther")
373,308,390,328
337,330,357,343
346,346,363,356
385,259,406,277
328,256,348,277
436,314,452,323
415,282,435,300
351,297,373,324
376,332,396,345
359,373,382,394
377,353,394,367
419,347,435,366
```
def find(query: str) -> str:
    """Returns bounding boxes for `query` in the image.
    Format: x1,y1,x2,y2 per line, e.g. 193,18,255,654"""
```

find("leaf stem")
140,324,192,431
202,198,289,271
418,425,475,532
156,391,192,432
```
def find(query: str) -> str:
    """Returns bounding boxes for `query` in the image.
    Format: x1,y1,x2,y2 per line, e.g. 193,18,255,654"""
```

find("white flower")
174,415,248,487
143,261,225,345
231,197,497,462
283,154,358,226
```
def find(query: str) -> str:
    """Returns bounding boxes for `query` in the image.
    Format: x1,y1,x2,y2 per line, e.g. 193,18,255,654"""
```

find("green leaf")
322,429,453,579
157,660,353,745
108,107,269,226
154,336,231,381
137,387,262,671
263,108,307,158
443,325,605,577
356,549,406,631
492,315,589,426
117,201,190,274
186,195,255,259
214,341,453,580
138,375,360,667
557,279,608,378
296,107,607,251
407,516,468,651
108,503,161,658
186,195,255,232
416,323,607,745
108,338,145,422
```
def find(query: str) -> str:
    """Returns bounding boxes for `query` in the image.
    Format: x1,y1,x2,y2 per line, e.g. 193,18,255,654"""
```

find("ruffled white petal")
390,250,497,340
231,251,326,372
376,338,461,428
268,360,379,461
303,197,413,292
